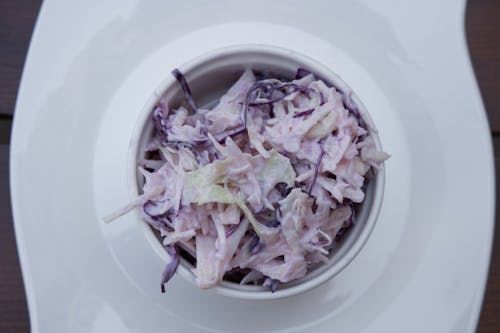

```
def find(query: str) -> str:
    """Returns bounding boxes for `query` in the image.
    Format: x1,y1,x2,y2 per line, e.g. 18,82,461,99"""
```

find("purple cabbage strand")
160,245,180,293
249,234,264,254
171,68,197,111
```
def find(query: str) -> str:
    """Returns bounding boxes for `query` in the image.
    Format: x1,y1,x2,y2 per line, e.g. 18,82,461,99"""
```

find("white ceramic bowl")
127,44,385,300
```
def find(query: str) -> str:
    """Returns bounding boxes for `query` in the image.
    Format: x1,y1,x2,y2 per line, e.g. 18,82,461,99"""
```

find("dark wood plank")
0,118,12,144
476,138,500,333
0,0,42,115
0,145,29,333
0,2,40,328
467,0,500,331
466,0,500,134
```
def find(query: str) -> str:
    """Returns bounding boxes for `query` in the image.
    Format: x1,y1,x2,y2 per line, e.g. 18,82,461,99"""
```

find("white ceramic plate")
10,1,494,332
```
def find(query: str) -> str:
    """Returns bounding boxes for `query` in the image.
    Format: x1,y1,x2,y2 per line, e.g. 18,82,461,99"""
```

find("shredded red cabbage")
307,144,325,195
213,126,246,142
249,234,264,254
295,68,313,80
171,68,197,111
263,277,279,292
152,100,169,140
265,220,281,228
293,108,315,118
225,220,241,237
160,245,180,293
141,204,172,231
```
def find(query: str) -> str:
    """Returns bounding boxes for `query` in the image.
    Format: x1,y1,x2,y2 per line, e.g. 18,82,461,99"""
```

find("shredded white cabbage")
105,68,389,292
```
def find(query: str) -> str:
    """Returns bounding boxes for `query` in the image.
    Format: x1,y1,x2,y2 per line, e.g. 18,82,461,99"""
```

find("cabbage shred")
105,68,390,293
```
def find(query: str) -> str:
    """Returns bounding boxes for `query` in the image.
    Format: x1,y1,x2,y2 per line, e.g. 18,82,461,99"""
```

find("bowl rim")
127,43,386,300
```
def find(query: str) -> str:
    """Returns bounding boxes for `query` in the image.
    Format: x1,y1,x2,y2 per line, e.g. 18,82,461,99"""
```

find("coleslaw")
104,68,389,293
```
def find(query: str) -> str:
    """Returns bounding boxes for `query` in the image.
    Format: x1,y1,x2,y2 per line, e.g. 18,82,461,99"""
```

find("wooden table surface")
0,1,499,332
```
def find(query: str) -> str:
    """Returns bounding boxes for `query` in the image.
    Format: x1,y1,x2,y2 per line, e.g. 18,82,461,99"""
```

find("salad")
104,67,389,293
